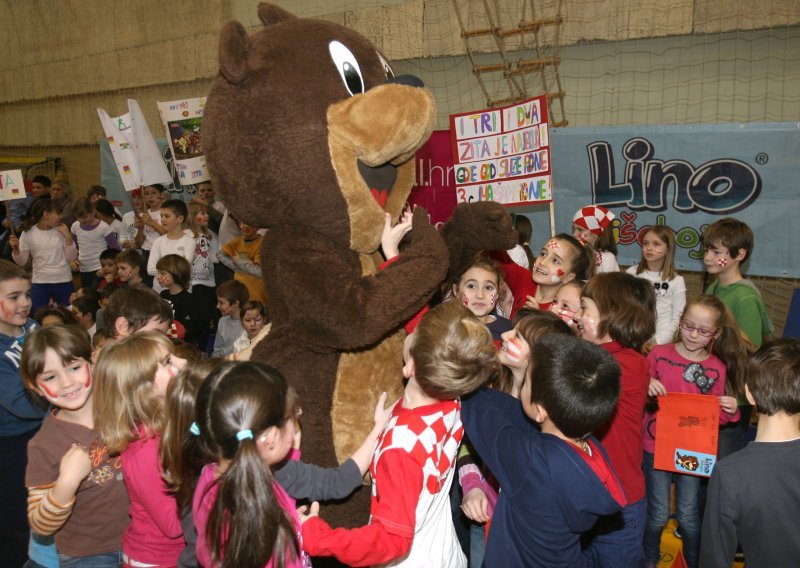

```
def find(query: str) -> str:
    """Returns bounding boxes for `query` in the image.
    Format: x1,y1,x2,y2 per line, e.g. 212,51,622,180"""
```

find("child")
92,328,110,355
10,198,76,313
36,305,80,327
22,325,128,566
156,254,200,346
219,220,267,304
459,311,574,567
521,233,595,313
301,301,498,567
188,201,216,350
700,338,800,567
93,199,124,245
578,271,656,565
643,295,749,568
115,248,145,288
507,214,534,270
72,295,100,339
451,252,512,344
702,218,771,348
103,287,174,339
212,280,248,357
120,189,143,251
147,199,195,293
626,225,686,345
0,260,46,567
460,333,625,565
548,280,584,329
233,300,269,354
94,332,188,567
191,361,307,568
96,248,121,290
702,217,772,460
70,197,121,289
572,205,619,273
135,184,168,262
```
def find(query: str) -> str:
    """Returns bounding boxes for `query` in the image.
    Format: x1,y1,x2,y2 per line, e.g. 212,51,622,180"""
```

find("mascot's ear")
257,3,296,26
219,20,250,84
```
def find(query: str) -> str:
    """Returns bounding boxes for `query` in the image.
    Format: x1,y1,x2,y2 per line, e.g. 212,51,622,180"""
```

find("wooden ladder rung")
550,119,569,127
547,91,566,102
517,56,560,70
487,97,520,107
462,27,498,38
499,17,563,37
473,62,510,74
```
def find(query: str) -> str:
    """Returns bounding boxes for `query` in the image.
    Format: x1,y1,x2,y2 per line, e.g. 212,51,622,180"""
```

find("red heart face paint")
84,367,92,389
461,294,470,307
556,268,565,277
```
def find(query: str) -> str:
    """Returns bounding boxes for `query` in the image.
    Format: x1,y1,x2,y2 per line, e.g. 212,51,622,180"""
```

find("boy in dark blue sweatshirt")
461,334,627,567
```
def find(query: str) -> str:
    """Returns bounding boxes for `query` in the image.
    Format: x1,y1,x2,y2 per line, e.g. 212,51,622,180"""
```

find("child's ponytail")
689,295,754,398
197,362,299,568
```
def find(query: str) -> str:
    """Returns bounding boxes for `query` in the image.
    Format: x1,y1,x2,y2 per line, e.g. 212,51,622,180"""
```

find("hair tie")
236,429,253,441
523,241,529,246
189,422,200,436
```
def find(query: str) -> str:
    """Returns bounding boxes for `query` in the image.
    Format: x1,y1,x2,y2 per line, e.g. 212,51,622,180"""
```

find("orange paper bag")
654,392,720,477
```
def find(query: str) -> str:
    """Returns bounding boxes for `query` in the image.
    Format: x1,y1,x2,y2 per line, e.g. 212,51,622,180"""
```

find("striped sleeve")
27,485,75,535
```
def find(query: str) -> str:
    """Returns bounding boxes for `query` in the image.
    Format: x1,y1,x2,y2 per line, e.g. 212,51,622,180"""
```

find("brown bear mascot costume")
204,3,516,529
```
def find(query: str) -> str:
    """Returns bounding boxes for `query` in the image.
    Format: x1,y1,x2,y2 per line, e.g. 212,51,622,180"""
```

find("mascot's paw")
409,206,448,261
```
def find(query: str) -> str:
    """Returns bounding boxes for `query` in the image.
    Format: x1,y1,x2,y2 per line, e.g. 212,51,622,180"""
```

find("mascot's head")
204,3,436,254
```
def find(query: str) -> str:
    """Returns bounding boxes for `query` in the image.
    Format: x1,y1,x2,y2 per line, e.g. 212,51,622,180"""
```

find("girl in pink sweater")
642,295,752,568
94,332,188,568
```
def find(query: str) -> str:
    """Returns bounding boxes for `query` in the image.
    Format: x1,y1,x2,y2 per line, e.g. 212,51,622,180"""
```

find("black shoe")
673,526,682,540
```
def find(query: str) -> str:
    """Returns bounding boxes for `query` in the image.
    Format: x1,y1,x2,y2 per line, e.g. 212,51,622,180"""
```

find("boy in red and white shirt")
300,302,499,567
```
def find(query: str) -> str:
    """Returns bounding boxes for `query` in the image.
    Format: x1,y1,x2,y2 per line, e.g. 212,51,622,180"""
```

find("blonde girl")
626,225,687,345
188,201,216,350
94,332,187,568
642,295,752,568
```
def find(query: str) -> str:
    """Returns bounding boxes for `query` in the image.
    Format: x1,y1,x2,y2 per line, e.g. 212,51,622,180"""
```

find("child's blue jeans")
643,451,701,568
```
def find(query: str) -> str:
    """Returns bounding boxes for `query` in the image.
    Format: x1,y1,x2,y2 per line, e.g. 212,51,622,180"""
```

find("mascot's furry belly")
332,330,405,463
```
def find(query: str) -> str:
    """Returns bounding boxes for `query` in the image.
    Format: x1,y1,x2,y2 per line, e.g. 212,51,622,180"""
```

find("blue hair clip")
236,429,253,441
189,422,200,436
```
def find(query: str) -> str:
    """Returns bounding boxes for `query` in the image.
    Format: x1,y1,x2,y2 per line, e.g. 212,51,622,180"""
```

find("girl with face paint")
577,272,657,565
20,325,129,566
451,253,513,347
523,233,595,313
93,332,188,568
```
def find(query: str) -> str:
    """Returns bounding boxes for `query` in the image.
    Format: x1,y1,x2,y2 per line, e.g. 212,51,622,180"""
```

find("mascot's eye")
378,53,395,79
329,41,364,96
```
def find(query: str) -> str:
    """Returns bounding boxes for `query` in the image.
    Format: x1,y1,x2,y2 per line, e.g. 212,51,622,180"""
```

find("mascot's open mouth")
358,160,397,209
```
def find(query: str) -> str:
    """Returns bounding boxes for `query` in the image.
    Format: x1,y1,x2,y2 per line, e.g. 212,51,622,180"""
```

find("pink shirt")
121,430,183,566
193,463,307,568
643,343,740,454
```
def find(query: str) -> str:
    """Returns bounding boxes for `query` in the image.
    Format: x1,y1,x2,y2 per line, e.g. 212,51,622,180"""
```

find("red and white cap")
572,206,615,236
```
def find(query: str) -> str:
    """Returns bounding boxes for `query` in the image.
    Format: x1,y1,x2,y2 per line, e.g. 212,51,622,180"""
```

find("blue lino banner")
544,122,799,278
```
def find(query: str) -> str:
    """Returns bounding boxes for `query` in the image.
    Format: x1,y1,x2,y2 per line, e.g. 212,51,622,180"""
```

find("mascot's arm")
266,208,447,350
441,202,517,284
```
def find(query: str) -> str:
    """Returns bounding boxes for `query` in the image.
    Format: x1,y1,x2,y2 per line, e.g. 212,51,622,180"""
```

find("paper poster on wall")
654,393,720,477
449,96,552,207
157,97,208,186
97,99,173,192
0,170,27,202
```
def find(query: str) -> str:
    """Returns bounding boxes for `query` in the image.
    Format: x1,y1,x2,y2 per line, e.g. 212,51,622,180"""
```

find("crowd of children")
1,187,797,568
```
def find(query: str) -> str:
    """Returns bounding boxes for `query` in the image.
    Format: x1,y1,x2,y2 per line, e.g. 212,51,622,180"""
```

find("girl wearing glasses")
642,294,753,568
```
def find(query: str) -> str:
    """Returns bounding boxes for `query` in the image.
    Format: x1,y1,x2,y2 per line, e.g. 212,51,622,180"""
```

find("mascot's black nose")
388,74,424,88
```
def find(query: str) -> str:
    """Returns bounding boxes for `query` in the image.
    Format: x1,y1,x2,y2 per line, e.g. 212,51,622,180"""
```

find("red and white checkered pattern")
572,206,615,236
371,400,463,495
